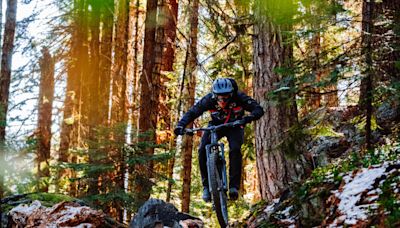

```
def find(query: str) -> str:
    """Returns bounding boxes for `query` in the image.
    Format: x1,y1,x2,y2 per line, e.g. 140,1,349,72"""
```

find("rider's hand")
242,115,254,124
174,125,185,136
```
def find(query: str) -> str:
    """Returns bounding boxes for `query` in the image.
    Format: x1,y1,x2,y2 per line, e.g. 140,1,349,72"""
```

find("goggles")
216,95,231,102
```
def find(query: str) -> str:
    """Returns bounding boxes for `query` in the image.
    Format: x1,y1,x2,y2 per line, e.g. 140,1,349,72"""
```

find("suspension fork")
206,130,228,192
219,143,228,191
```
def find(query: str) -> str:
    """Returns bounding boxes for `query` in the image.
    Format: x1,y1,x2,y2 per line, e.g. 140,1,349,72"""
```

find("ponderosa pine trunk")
130,0,142,131
0,0,17,199
110,0,129,221
135,0,159,207
162,0,179,203
253,0,308,201
127,2,141,214
181,0,199,213
37,47,55,193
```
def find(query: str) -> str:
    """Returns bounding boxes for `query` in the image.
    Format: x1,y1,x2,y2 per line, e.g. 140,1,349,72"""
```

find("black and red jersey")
177,91,264,127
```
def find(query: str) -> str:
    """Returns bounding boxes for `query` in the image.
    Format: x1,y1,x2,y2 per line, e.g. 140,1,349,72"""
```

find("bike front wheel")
209,151,229,227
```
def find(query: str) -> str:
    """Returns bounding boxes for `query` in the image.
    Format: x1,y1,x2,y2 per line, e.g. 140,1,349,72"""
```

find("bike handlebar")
184,120,245,135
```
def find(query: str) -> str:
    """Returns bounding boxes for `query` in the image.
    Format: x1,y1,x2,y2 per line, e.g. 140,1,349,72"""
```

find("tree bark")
181,0,199,213
305,30,322,113
161,0,178,203
360,0,375,150
135,0,159,207
253,0,307,201
58,0,89,196
374,1,400,85
0,0,17,199
110,0,130,221
0,0,3,57
162,0,178,72
99,0,113,126
158,0,178,142
130,0,142,133
126,2,141,218
37,47,55,193
86,0,101,196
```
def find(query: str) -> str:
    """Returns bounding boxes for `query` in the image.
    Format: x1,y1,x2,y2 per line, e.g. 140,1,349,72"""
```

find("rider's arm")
177,93,213,127
237,91,264,121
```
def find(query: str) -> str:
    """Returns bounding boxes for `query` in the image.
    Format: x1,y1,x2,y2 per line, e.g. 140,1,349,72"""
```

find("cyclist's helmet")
212,78,234,97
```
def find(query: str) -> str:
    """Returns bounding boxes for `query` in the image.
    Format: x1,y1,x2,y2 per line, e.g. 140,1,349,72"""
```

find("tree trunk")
37,47,55,193
135,0,159,207
126,2,141,219
0,0,17,199
110,0,130,221
86,0,101,196
161,0,178,203
99,0,113,126
305,30,322,113
360,0,375,150
58,0,89,196
130,0,142,133
181,0,199,213
157,0,178,143
374,1,400,85
0,0,3,57
162,0,178,72
253,0,307,201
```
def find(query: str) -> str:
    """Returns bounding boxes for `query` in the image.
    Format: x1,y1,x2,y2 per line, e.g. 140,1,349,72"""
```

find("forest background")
0,0,398,226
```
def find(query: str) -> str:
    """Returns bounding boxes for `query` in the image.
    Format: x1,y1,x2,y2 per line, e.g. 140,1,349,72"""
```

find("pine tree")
253,0,308,200
58,0,89,196
110,0,130,221
36,47,55,192
163,0,179,203
135,0,159,207
0,0,17,199
181,0,199,212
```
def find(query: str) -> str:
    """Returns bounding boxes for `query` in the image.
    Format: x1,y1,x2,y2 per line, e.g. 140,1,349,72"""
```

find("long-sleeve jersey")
177,91,264,127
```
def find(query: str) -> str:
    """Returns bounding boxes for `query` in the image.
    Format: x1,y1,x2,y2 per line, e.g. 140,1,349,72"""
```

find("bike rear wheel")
209,151,228,227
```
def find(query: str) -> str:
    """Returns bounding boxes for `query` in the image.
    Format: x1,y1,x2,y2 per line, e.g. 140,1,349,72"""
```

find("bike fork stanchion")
205,145,215,211
219,143,228,191
206,145,212,192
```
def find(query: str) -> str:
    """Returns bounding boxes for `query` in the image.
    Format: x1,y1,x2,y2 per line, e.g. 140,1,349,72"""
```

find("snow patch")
335,165,387,225
263,198,280,214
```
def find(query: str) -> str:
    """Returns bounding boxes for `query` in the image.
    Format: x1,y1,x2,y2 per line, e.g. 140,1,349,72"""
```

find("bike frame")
185,121,243,227
186,122,239,193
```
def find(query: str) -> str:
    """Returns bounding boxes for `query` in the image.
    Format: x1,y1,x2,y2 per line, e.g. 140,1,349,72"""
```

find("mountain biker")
174,78,264,202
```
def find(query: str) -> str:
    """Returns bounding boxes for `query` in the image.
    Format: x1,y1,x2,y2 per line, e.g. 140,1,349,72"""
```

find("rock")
376,101,400,132
308,136,350,166
1,193,124,228
8,201,108,227
130,198,203,228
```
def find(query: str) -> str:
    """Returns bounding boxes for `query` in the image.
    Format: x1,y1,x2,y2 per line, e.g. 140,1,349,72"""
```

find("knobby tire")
209,151,228,227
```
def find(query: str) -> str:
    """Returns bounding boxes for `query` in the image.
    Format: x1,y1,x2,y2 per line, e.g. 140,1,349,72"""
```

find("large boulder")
308,136,350,166
8,200,108,227
130,199,203,228
376,101,400,132
1,193,124,228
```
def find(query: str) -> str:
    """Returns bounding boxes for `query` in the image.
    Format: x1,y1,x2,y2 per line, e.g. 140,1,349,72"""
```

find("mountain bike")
185,120,244,228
